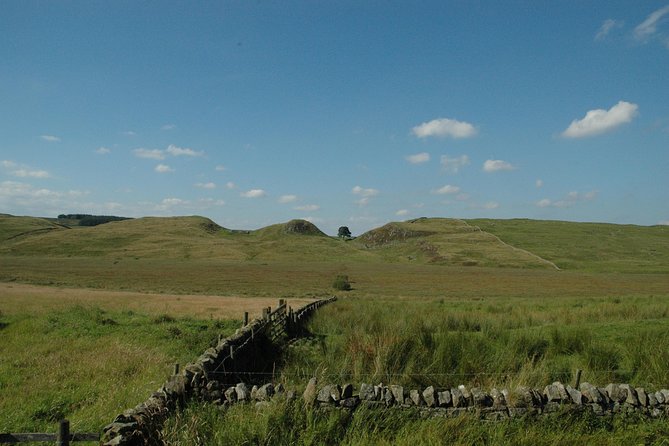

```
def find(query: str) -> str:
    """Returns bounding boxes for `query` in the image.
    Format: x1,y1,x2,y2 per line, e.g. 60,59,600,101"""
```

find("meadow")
1,214,668,443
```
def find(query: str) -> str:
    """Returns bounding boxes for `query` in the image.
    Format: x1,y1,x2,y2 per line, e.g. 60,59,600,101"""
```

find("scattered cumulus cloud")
483,201,499,209
396,209,409,216
40,135,60,142
122,131,136,136
536,190,598,208
134,148,165,160
96,147,111,155
2,161,50,179
0,180,88,214
195,182,216,189
562,101,639,138
278,194,298,204
294,204,320,211
215,165,227,172
240,189,266,198
595,19,623,40
440,154,470,173
166,144,203,157
536,179,544,188
412,118,477,139
352,186,379,206
226,182,236,189
352,186,379,197
155,164,174,173
12,169,50,179
483,159,516,172
634,5,669,42
456,193,471,201
406,152,430,164
161,124,176,130
433,184,461,195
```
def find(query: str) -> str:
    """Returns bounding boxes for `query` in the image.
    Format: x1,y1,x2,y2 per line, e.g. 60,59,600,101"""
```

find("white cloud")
412,118,477,139
226,182,236,189
278,194,298,204
155,164,174,173
483,201,499,210
483,159,515,172
440,154,470,173
195,182,216,189
215,165,227,172
240,189,266,198
456,193,471,201
166,144,204,157
659,220,669,226
433,184,461,195
595,19,623,41
536,179,544,188
122,130,136,136
96,147,111,155
406,152,430,164
12,169,50,179
536,190,598,208
40,135,60,142
2,161,51,179
134,148,165,160
352,186,379,197
294,204,320,211
562,101,639,138
161,124,176,130
0,180,88,214
537,198,552,208
634,5,669,41
396,209,409,216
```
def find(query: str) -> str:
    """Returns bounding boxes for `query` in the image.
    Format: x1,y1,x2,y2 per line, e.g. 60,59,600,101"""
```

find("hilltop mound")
357,222,436,246
255,219,328,238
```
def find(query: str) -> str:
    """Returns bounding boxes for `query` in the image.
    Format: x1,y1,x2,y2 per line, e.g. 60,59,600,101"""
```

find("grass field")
1,214,668,443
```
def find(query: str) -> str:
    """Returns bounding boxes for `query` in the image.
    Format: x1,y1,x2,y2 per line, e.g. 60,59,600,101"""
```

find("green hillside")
467,218,669,273
354,217,558,269
0,214,67,242
1,214,667,273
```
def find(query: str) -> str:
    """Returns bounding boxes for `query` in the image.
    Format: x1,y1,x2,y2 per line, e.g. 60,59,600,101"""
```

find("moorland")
1,213,668,445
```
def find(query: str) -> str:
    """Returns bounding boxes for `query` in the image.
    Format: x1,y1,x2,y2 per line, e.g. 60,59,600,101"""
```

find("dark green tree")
337,226,352,239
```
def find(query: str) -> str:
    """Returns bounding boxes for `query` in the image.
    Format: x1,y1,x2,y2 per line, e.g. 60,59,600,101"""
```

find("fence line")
0,420,99,445
101,295,338,446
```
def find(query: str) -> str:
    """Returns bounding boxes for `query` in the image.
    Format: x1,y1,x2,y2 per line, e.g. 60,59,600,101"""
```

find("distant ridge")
0,214,667,272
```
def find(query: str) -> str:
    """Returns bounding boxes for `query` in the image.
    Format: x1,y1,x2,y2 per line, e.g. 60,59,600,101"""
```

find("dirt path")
0,282,314,320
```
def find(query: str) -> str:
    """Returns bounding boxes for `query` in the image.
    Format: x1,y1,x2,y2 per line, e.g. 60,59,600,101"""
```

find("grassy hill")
353,217,558,269
1,214,667,273
467,218,669,273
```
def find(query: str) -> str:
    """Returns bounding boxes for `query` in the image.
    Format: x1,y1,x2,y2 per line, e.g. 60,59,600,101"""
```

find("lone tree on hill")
338,226,352,239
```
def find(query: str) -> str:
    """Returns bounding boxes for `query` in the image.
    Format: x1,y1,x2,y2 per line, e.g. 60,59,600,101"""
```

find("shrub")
332,274,352,291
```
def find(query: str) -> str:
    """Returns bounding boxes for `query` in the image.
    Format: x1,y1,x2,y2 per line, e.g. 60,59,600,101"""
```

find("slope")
354,217,558,269
466,218,669,273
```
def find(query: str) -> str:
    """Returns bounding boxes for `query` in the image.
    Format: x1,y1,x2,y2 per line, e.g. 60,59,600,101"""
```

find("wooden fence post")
57,419,69,446
574,369,582,389
243,312,249,326
173,363,180,376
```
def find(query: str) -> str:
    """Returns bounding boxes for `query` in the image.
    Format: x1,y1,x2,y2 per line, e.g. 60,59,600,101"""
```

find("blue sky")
1,1,668,235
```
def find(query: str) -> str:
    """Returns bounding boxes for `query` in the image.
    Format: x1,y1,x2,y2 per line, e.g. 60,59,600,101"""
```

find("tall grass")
162,399,669,445
0,304,238,433
279,295,669,390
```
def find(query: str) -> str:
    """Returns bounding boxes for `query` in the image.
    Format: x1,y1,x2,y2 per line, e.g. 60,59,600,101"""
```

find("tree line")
57,214,132,227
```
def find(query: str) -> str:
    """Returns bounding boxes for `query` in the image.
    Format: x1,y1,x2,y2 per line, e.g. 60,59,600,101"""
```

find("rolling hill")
1,214,667,273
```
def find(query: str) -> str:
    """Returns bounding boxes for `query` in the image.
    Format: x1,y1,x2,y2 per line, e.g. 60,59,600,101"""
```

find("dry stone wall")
101,296,337,446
